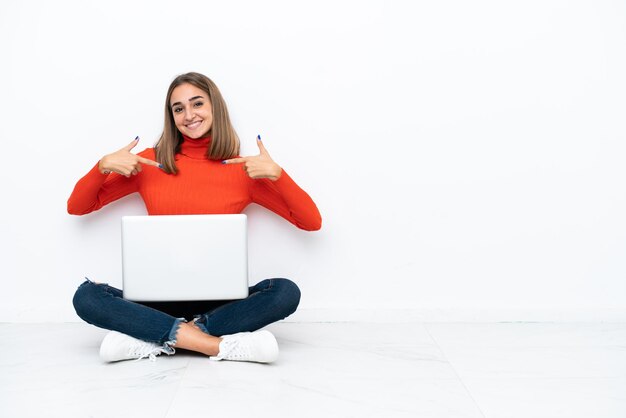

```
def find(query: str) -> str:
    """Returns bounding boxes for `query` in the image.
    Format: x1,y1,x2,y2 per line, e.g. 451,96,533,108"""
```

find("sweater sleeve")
67,161,141,215
250,170,322,231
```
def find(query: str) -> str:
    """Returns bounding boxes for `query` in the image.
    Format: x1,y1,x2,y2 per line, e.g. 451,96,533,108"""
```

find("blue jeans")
73,278,301,349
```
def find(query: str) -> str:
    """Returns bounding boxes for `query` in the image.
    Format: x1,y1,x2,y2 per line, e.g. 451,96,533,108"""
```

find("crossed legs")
73,278,301,358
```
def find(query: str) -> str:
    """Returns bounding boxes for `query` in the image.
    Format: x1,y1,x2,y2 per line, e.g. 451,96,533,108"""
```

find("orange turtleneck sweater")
67,136,322,231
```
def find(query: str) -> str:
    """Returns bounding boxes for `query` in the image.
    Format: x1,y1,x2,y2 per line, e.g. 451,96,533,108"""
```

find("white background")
1,0,625,322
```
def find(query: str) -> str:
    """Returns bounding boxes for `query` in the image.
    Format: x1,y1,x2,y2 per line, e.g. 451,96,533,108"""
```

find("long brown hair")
155,72,240,174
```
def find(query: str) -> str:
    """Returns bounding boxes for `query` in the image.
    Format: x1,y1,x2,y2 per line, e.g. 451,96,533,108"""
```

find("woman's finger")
256,136,270,156
222,157,247,165
122,136,140,152
137,156,162,168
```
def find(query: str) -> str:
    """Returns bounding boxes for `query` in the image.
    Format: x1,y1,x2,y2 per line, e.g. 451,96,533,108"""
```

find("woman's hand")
98,137,161,177
222,136,282,181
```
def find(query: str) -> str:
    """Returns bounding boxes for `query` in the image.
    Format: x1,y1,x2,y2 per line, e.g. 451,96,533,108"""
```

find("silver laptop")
121,214,249,301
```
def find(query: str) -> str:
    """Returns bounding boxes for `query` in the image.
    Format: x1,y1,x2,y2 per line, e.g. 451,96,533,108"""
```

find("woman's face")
170,83,213,138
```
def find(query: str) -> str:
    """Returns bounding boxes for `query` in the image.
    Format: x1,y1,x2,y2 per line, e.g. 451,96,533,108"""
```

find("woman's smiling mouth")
186,120,202,130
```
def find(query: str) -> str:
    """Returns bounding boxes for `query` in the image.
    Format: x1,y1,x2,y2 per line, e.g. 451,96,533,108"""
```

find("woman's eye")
194,102,203,107
173,107,182,113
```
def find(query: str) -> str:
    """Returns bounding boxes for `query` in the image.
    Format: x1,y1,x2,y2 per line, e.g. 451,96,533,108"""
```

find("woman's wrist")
270,165,282,181
98,157,110,175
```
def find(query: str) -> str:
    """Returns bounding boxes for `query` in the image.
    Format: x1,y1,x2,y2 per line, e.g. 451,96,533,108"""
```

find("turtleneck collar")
179,134,212,159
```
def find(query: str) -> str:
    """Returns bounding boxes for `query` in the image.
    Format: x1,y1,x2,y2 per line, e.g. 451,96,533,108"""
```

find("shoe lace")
218,337,251,361
129,341,169,362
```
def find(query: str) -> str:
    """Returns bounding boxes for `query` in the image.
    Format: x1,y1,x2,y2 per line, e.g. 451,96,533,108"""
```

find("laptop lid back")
122,214,249,301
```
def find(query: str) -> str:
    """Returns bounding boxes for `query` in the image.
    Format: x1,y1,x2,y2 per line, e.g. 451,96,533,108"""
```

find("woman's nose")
183,107,195,120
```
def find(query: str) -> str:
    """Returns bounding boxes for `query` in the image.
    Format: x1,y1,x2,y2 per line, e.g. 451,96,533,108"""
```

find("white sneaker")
210,330,279,363
99,331,174,362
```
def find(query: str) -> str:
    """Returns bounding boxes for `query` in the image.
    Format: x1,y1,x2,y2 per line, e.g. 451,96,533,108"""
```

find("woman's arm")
224,136,321,230
250,171,322,231
67,139,159,215
67,163,141,215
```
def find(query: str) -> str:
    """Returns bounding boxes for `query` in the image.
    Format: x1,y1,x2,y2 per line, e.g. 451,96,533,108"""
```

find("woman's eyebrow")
171,96,206,108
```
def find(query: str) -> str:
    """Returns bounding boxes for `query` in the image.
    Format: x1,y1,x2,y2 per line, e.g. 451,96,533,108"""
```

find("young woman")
68,72,321,363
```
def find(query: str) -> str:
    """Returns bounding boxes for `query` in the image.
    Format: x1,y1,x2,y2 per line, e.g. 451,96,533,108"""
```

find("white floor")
1,322,625,418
